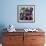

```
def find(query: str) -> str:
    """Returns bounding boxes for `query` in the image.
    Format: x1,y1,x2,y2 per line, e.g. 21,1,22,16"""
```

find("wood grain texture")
24,32,45,46
2,31,45,46
2,32,23,46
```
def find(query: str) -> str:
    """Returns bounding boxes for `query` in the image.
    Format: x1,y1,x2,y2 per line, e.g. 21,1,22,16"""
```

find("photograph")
17,5,35,23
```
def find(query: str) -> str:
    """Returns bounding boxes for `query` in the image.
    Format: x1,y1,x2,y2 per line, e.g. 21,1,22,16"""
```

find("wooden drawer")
3,43,23,46
31,44,44,46
24,35,44,43
3,35,23,44
24,36,32,46
24,36,32,42
24,32,44,36
3,32,23,36
32,36,45,44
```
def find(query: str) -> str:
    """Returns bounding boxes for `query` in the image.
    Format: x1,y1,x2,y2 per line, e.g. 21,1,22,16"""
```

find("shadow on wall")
0,24,7,43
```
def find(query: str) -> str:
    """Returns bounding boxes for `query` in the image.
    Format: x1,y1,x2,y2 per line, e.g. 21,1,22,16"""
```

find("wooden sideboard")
2,31,45,46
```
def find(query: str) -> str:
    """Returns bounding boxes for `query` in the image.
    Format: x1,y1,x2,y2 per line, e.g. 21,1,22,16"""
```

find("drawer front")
3,32,23,36
24,36,32,46
31,44,44,46
24,32,44,36
32,36,45,44
3,35,23,44
3,43,23,46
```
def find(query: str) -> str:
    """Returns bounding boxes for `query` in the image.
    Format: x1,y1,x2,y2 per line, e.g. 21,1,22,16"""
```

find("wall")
0,0,46,29
0,0,46,43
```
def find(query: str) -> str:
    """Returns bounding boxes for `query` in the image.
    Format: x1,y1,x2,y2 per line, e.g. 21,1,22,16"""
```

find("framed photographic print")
17,5,35,23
